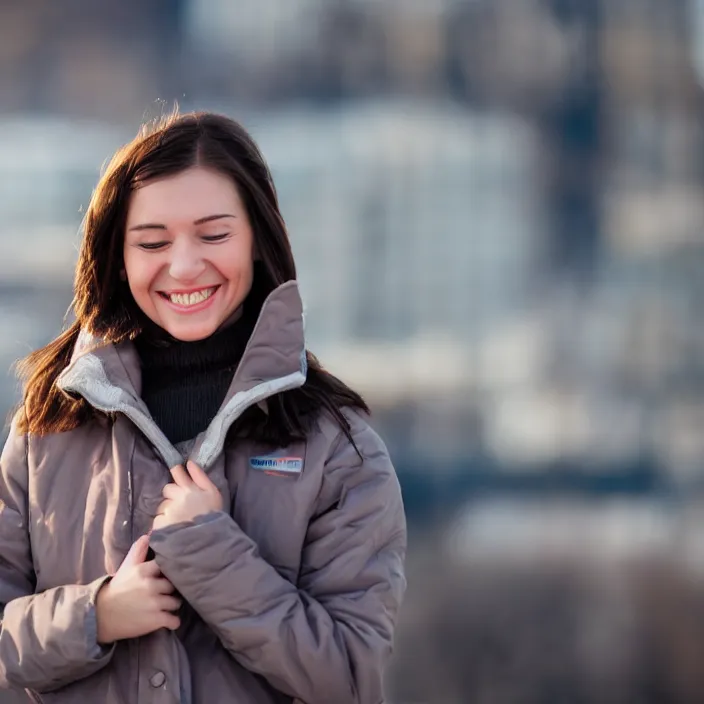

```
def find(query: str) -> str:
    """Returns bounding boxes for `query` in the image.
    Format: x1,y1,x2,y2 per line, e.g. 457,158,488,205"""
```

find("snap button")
150,671,166,688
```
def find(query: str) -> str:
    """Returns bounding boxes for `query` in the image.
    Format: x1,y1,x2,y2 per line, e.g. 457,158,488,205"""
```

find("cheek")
239,258,255,283
124,255,157,302
218,244,255,286
232,261,255,296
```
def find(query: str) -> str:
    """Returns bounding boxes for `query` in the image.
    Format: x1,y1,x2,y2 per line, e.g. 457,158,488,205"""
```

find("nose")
168,236,206,282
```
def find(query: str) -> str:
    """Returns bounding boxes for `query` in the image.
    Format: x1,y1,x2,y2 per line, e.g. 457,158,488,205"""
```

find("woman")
0,112,406,703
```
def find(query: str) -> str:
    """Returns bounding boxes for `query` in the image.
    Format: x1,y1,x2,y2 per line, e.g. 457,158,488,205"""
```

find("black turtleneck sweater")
134,312,255,445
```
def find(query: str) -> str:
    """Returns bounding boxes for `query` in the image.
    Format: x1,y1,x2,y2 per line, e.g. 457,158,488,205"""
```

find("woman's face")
123,166,255,341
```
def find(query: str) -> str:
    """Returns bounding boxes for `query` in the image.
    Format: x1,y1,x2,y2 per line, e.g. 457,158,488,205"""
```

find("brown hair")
17,112,368,445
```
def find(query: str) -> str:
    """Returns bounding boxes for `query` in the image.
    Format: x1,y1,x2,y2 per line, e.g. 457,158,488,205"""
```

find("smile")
159,286,219,308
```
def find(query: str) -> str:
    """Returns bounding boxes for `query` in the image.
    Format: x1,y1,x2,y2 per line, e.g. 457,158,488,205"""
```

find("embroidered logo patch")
249,455,303,476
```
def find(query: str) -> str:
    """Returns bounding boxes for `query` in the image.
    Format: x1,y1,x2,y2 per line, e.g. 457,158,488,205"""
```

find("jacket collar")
57,280,307,469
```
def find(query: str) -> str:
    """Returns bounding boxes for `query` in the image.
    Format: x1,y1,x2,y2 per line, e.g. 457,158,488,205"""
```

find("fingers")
155,498,170,517
186,461,215,491
161,612,181,631
170,464,193,489
166,462,217,495
162,483,180,500
158,594,182,612
152,576,176,594
119,534,150,571
137,560,162,578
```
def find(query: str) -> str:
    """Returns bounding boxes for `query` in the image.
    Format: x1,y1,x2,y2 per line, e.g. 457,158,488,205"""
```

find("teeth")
168,288,215,306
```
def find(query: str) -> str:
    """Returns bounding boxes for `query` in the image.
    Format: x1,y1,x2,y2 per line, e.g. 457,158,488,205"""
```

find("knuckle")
165,615,180,630
150,595,164,610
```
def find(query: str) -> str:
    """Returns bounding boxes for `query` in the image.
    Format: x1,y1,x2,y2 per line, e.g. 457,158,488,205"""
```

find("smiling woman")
0,112,406,704
123,168,255,341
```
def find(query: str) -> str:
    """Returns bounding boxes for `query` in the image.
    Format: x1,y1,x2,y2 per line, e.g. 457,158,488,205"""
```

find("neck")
134,304,257,444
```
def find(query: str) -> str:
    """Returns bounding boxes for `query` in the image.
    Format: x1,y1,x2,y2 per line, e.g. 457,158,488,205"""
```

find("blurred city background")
2,0,704,702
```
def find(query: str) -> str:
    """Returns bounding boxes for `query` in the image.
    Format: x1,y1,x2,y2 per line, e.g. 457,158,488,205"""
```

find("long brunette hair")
17,112,368,445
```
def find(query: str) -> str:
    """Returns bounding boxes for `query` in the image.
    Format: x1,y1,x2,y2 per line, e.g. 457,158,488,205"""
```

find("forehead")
126,166,243,224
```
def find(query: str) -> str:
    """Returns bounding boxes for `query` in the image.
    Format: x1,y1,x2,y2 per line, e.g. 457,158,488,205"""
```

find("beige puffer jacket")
0,281,406,703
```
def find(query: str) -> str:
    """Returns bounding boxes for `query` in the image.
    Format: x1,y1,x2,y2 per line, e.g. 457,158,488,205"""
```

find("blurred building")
1,0,704,489
0,0,185,119
252,102,541,345
0,115,126,282
4,5,704,702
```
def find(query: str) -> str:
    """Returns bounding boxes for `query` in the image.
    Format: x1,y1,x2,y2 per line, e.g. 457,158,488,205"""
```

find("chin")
164,323,217,342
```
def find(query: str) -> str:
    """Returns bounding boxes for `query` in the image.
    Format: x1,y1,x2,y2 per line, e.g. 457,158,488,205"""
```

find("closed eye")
138,241,169,251
202,233,231,243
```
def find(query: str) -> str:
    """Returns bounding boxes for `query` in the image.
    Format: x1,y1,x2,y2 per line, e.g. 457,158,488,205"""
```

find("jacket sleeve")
151,415,407,704
0,417,115,693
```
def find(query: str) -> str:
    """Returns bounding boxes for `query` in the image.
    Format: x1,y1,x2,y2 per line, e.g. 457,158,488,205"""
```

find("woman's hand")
96,535,181,644
153,461,224,531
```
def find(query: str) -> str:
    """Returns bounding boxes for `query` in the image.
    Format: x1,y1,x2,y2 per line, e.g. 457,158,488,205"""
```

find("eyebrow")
128,213,237,232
